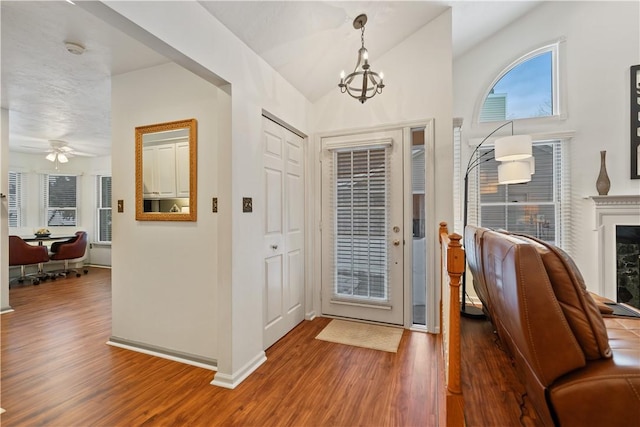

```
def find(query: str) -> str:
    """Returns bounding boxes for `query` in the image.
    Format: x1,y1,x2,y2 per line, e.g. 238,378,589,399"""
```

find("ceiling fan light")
57,153,69,163
46,152,57,162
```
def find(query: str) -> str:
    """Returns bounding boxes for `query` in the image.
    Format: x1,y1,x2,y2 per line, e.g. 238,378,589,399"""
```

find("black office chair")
9,235,50,286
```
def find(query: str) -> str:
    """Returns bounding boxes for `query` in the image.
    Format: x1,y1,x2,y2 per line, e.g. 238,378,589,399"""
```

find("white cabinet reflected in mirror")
135,118,197,221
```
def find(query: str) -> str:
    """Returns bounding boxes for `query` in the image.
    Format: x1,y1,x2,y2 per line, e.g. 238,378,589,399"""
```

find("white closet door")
263,117,305,349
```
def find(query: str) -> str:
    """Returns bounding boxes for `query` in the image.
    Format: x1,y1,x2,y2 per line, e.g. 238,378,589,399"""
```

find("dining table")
21,235,76,280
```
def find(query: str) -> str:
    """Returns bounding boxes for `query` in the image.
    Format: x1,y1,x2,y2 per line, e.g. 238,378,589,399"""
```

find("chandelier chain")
361,26,365,49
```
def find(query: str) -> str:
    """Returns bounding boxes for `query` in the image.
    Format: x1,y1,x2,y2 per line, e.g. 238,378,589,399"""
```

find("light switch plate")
243,197,252,213
117,200,124,213
212,197,218,213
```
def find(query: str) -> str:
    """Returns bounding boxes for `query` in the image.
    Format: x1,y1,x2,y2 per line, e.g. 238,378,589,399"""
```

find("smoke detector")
64,41,85,55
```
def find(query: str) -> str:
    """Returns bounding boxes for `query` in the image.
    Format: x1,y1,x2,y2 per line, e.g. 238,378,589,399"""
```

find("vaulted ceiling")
1,1,540,157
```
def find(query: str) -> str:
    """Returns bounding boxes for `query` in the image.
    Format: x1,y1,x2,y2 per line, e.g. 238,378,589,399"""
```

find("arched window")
479,43,559,122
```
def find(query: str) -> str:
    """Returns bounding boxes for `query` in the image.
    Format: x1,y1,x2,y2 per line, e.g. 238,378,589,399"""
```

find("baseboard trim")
305,310,316,321
210,351,267,389
107,337,217,371
1,307,14,314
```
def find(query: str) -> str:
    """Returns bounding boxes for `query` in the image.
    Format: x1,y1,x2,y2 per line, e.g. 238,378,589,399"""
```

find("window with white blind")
472,140,567,246
44,174,78,226
333,148,389,300
8,171,24,227
97,175,112,242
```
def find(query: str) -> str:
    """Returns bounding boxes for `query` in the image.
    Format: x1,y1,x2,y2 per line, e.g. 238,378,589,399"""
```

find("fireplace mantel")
590,195,640,300
590,195,640,206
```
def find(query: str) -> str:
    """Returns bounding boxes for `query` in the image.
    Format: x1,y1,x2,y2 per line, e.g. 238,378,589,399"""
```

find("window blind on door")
331,147,390,302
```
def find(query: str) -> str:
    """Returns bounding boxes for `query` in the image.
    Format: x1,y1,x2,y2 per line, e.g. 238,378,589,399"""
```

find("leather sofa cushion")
548,317,640,426
464,226,491,318
513,233,612,360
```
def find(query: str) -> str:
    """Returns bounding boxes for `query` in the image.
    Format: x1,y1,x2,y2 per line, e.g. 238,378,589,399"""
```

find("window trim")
8,171,25,228
43,173,79,227
96,175,112,244
474,39,565,126
471,138,571,249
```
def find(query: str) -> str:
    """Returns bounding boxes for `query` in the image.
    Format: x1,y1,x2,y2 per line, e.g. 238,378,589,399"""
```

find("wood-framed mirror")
135,118,197,221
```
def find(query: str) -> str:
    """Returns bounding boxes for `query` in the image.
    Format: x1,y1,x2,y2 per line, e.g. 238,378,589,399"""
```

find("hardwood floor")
1,268,536,426
460,317,543,427
1,268,441,426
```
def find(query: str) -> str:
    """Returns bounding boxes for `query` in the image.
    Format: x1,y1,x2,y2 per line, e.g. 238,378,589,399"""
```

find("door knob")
393,239,401,246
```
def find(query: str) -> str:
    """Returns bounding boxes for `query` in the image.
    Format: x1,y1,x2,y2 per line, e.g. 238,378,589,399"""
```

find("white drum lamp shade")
494,135,532,161
498,160,532,184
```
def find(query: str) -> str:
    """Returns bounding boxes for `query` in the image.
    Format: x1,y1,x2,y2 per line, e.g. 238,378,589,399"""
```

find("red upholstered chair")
49,231,89,278
9,235,50,286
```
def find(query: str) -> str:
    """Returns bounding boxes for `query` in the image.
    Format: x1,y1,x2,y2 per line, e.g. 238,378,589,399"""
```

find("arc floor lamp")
462,120,534,318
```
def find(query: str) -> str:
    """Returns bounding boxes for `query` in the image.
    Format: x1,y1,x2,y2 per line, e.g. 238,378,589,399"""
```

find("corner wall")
111,62,224,363
453,1,640,293
96,0,312,387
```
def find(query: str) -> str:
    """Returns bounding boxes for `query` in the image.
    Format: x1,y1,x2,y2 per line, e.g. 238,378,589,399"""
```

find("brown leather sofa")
465,225,640,426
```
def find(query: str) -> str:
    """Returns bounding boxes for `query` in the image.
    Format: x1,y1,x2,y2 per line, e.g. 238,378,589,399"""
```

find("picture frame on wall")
631,64,640,179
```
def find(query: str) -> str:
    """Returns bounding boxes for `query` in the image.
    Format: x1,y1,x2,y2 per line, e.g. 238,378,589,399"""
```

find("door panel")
321,129,404,325
263,117,305,348
265,255,283,326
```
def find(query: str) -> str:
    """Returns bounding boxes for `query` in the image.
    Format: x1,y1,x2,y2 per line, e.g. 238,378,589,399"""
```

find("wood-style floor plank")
1,269,441,426
460,317,544,427
2,268,535,426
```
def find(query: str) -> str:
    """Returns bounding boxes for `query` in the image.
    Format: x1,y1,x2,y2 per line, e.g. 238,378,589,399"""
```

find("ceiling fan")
18,139,96,164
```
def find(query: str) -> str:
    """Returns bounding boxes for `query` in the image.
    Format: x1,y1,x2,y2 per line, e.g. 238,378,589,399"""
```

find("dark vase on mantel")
596,150,611,195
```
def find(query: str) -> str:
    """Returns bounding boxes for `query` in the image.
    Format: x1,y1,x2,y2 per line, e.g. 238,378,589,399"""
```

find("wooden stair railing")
439,221,464,426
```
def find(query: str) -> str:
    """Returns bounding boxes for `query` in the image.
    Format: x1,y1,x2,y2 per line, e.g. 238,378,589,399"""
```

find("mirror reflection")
135,119,197,221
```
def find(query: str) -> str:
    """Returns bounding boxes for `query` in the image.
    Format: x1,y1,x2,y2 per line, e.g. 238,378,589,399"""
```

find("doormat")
315,319,403,353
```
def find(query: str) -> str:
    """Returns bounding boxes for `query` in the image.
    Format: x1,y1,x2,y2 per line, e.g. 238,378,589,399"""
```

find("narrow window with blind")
97,175,112,242
45,174,78,226
476,141,565,245
8,171,24,227
334,148,389,301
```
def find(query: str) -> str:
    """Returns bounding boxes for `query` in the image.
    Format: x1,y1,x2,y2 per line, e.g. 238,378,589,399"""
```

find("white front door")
263,117,305,349
320,129,404,325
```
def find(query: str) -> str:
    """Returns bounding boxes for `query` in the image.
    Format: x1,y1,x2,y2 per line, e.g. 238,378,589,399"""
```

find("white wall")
111,61,224,364
454,1,640,293
312,10,453,330
98,0,313,387
95,0,453,386
1,108,10,312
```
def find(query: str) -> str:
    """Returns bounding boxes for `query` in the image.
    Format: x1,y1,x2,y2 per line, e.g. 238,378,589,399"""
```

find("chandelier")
338,14,385,104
